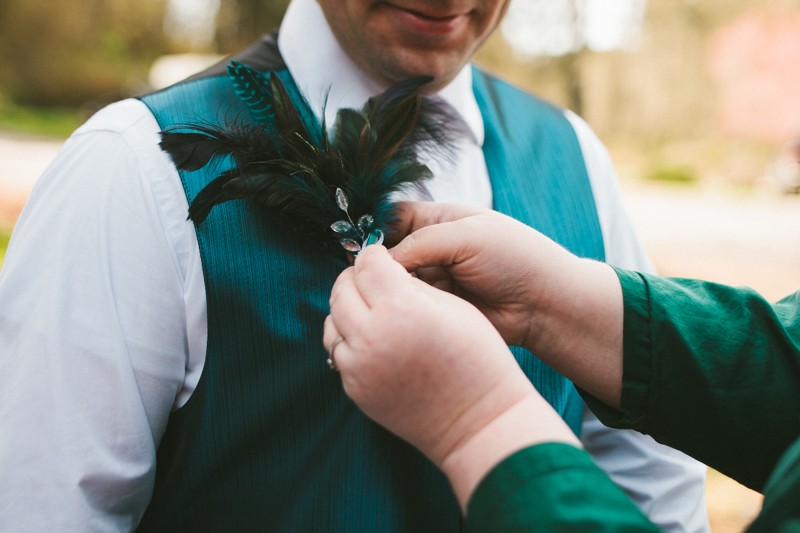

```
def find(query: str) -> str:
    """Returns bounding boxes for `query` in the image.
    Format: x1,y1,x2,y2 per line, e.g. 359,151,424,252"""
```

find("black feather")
159,131,225,172
160,123,280,172
186,168,240,224
158,61,457,255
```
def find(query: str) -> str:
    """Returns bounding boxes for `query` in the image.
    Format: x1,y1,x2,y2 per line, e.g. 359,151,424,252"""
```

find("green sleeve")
746,437,800,532
466,443,658,532
583,268,800,491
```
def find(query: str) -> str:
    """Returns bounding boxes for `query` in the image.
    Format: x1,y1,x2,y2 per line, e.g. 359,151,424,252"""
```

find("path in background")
3,131,798,531
624,181,800,302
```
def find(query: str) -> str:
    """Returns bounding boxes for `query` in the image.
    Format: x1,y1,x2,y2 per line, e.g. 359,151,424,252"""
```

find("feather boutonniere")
159,61,456,255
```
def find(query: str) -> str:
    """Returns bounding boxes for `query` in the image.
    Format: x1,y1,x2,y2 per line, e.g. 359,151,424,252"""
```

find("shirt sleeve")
0,100,201,531
586,269,800,492
566,111,710,532
465,443,659,533
564,110,654,272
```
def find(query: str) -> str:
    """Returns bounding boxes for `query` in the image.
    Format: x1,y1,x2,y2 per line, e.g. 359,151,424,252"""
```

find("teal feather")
227,61,274,126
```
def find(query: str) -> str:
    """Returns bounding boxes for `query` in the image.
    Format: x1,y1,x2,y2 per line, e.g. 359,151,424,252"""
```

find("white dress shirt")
0,0,709,531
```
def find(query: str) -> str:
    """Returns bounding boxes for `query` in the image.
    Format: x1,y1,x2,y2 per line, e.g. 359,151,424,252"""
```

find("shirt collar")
277,0,484,146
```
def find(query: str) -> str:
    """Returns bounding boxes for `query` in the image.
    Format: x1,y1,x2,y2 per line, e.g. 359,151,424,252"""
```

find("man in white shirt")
0,0,709,530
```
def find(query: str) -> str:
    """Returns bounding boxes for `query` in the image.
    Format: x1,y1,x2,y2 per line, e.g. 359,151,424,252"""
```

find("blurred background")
0,0,798,529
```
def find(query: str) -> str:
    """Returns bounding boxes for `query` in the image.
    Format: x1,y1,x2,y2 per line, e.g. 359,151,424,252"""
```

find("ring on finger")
327,335,345,372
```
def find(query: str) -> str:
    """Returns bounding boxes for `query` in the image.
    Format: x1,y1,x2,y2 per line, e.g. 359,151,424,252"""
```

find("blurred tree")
498,0,647,115
0,0,168,107
164,0,221,51
214,0,290,53
554,0,584,116
499,0,587,114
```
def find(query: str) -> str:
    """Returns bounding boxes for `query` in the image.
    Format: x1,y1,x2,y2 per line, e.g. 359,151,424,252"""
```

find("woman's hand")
323,245,579,508
389,202,625,408
388,202,577,351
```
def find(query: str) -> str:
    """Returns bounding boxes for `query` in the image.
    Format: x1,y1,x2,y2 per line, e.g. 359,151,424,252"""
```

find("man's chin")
376,55,464,92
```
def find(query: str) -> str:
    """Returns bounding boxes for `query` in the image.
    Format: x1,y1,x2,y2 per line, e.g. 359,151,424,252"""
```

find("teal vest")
136,39,604,532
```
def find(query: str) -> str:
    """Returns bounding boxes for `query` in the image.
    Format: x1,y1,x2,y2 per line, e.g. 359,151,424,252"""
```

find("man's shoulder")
190,33,285,81
138,33,286,130
74,99,160,140
148,32,285,95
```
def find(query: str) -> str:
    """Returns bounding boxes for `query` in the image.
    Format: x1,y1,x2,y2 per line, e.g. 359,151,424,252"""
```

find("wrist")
528,259,624,407
439,392,581,511
521,250,589,355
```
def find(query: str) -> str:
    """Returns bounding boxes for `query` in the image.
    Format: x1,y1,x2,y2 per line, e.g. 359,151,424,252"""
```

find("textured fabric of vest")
136,36,604,532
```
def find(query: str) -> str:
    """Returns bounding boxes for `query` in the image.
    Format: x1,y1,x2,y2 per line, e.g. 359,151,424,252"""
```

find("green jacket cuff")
466,443,657,532
579,267,652,433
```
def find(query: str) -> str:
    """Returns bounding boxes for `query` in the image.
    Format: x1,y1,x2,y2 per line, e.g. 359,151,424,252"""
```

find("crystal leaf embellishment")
340,238,361,253
335,187,349,211
331,187,383,255
357,214,374,233
330,220,353,234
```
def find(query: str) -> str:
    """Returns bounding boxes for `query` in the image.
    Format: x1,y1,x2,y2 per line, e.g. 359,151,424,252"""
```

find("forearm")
526,259,625,408
585,269,800,491
440,392,580,510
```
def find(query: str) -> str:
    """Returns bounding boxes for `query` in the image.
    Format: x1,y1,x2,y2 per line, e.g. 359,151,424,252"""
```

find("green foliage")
644,165,698,185
0,102,84,138
0,0,169,107
0,0,295,106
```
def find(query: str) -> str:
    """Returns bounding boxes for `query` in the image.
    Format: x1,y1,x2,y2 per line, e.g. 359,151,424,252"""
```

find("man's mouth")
404,7,460,22
385,3,468,35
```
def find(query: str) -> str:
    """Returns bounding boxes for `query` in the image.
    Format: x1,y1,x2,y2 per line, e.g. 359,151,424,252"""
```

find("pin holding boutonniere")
330,188,384,255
